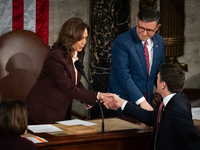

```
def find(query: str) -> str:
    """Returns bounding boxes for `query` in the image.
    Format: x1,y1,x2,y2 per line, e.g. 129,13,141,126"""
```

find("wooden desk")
29,117,200,150
29,117,153,150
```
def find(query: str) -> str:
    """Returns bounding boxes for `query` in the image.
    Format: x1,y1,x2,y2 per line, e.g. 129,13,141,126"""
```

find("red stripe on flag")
36,0,49,45
12,0,24,30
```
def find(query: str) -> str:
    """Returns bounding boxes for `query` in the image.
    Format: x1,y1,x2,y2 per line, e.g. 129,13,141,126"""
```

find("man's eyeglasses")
137,23,157,34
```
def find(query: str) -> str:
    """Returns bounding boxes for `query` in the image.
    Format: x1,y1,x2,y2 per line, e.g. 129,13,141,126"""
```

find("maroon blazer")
26,46,96,124
0,134,36,150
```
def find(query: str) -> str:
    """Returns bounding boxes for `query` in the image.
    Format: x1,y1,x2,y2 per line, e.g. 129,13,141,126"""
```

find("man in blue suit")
106,7,165,116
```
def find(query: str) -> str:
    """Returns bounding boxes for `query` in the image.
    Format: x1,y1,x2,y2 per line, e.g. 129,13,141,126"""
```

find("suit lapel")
65,57,76,85
131,27,147,74
149,36,159,77
77,65,81,84
136,43,147,74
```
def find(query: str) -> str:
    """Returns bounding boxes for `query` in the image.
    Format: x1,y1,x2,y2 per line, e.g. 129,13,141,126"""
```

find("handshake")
85,93,123,110
98,93,126,110
100,93,125,110
86,92,153,111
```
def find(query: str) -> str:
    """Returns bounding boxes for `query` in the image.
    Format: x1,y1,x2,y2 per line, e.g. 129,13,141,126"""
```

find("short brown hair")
0,100,27,135
51,17,89,57
159,63,185,93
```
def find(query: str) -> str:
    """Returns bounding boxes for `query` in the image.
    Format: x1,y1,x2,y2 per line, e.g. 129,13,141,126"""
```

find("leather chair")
152,92,163,108
0,30,49,103
183,88,200,107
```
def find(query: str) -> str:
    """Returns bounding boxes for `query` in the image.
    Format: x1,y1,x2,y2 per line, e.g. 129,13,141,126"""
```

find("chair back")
0,30,49,102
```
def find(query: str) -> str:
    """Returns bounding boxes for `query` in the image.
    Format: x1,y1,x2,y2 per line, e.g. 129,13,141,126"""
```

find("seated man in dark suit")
111,64,200,150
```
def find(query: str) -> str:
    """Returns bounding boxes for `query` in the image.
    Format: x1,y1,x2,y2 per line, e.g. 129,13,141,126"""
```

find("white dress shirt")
121,93,176,110
163,93,176,107
72,51,78,85
135,38,154,105
142,38,153,75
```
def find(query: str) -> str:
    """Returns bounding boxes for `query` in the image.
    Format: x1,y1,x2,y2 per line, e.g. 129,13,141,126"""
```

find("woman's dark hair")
159,64,185,93
0,100,27,135
51,17,89,57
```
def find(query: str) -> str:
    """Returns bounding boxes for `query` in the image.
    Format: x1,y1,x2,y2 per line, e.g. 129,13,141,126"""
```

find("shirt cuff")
135,96,145,105
97,92,100,99
121,101,128,110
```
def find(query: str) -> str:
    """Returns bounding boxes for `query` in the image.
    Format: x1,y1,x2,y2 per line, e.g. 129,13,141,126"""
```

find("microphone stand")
75,60,104,132
81,73,104,133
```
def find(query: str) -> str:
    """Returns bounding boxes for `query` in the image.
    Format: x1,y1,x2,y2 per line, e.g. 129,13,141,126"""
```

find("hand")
140,100,153,111
139,122,148,128
85,104,92,110
112,94,126,108
99,93,119,110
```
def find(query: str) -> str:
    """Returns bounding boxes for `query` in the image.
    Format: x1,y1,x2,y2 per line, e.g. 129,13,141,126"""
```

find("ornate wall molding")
160,0,186,71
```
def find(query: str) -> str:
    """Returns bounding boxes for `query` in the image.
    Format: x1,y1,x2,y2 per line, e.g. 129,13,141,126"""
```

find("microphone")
74,59,86,78
75,60,104,132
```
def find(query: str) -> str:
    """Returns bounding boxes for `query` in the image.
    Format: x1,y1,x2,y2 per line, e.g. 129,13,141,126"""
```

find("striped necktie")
144,41,149,75
154,101,164,150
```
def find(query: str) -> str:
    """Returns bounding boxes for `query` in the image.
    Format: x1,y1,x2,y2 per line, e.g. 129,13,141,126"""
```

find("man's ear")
136,17,138,24
156,24,161,30
162,81,167,89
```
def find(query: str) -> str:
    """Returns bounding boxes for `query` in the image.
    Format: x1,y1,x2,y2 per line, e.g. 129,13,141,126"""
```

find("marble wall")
178,0,200,88
89,0,130,93
89,0,130,118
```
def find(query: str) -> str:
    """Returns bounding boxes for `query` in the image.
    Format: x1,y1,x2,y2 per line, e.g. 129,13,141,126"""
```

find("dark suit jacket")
0,134,36,150
106,27,165,116
26,46,96,124
123,92,200,150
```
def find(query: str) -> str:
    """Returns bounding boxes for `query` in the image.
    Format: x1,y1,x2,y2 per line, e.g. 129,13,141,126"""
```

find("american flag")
0,0,49,44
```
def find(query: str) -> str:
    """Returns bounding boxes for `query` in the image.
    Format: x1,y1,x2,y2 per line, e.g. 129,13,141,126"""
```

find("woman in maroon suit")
0,100,36,150
26,17,117,124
